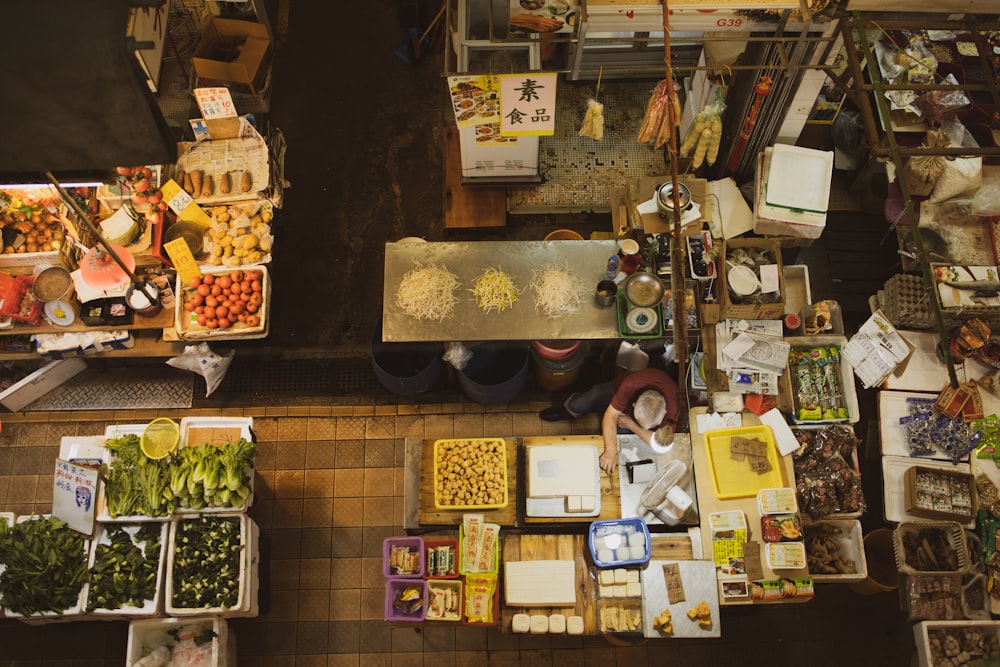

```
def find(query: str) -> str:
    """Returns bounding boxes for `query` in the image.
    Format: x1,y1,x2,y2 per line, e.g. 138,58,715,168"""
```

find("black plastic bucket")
371,319,442,397
457,343,529,405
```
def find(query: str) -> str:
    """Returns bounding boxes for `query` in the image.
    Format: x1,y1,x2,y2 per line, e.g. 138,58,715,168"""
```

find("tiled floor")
0,400,915,666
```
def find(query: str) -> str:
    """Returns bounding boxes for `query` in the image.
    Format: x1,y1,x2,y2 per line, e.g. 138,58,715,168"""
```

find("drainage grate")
25,367,194,411
214,358,382,398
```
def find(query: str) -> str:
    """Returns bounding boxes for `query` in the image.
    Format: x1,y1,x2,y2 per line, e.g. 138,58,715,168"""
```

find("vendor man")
540,367,680,474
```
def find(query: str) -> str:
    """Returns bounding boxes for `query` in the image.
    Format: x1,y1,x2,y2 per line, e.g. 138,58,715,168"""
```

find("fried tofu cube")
686,606,700,620
697,601,711,619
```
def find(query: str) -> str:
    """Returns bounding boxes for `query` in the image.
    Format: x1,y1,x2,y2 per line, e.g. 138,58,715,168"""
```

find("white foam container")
165,514,258,618
84,522,167,617
175,417,255,515
914,620,1000,667
0,513,12,616
805,519,867,583
127,616,230,667
3,515,88,621
97,424,174,524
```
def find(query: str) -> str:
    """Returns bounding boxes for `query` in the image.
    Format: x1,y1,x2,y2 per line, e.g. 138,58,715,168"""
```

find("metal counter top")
382,240,622,342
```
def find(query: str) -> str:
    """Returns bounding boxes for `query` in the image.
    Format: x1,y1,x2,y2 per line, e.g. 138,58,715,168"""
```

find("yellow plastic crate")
704,425,785,500
432,438,508,510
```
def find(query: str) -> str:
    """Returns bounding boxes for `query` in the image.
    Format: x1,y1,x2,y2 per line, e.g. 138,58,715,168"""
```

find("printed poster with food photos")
447,75,501,129
499,72,558,137
509,0,576,35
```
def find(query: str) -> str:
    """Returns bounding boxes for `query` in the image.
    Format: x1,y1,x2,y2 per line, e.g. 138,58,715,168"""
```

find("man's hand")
599,449,618,475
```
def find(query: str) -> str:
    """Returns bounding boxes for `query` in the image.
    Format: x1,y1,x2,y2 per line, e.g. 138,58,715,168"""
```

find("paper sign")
743,542,764,581
447,75,501,129
500,72,558,136
663,562,686,603
52,459,99,536
164,238,202,285
159,179,212,228
759,408,801,457
759,263,780,294
194,87,238,120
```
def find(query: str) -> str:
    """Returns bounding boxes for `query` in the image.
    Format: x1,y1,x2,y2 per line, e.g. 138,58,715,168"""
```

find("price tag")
194,87,238,120
159,179,212,227
662,562,685,603
164,238,202,286
743,541,764,581
52,458,99,537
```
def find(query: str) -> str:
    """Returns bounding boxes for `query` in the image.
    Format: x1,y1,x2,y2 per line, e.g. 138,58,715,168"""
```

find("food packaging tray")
165,514,250,617
126,616,229,667
84,522,167,617
423,537,460,579
893,520,972,576
588,518,651,568
175,264,270,341
385,578,428,622
3,515,88,620
882,456,973,527
904,466,977,523
804,520,867,583
432,438,508,510
704,425,784,500
383,536,425,578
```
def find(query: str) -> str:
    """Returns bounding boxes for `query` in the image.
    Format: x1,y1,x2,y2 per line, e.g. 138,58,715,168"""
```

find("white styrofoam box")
882,456,973,527
104,423,150,440
127,616,229,667
805,520,867,583
58,435,108,467
3,515,88,619
782,265,811,318
785,334,861,427
176,417,256,516
84,522,167,617
96,423,173,524
0,358,87,412
165,514,249,617
914,620,1000,667
220,516,259,619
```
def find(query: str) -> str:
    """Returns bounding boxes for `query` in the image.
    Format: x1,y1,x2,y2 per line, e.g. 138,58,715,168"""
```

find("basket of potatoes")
203,202,274,268
0,203,69,266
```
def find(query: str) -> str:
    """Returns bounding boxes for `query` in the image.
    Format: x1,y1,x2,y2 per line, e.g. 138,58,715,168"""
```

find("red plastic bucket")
531,339,581,361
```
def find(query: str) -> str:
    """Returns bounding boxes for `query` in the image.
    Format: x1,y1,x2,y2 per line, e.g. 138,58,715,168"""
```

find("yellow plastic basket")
432,438,508,510
141,418,180,460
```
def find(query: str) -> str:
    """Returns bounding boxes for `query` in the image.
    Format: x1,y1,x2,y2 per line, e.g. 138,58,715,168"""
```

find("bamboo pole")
663,2,688,393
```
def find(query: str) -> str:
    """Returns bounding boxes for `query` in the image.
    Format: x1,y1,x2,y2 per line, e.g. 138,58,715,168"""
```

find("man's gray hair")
634,390,667,430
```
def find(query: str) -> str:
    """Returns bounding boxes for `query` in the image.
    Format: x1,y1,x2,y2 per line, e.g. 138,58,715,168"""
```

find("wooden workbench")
688,407,811,605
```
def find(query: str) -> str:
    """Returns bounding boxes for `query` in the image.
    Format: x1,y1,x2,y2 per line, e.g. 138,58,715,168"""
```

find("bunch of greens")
0,516,88,616
171,438,256,511
171,516,243,610
101,434,175,518
86,523,161,612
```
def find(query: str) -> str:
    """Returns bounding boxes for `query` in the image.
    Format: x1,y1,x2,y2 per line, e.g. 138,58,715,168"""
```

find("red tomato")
206,318,219,330
191,294,204,307
246,315,260,327
239,292,250,302
203,306,216,319
196,284,210,297
205,296,218,309
134,178,150,193
216,306,229,319
194,305,205,315
115,166,132,176
246,303,259,314
203,273,215,285
141,167,153,179
218,317,232,329
248,293,263,306
230,270,244,283
229,301,244,315
147,191,162,205
210,284,222,297
240,281,253,294
230,284,242,295
196,314,207,326
183,300,196,312
251,280,262,293
237,313,247,322
245,270,261,281
187,277,201,289
216,276,232,290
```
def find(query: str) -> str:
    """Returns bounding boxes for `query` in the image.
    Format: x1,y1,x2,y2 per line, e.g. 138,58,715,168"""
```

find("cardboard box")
720,238,785,320
0,358,87,412
905,466,978,523
192,18,271,95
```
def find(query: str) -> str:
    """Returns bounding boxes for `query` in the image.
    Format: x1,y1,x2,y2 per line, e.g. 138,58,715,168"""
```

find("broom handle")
419,5,446,44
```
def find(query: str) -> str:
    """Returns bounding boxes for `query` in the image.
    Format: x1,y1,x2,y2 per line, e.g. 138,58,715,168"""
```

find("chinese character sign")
499,73,558,137
53,458,99,535
194,87,238,120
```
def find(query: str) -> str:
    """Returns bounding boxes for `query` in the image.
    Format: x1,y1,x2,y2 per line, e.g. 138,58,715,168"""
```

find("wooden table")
521,436,619,525
688,407,811,605
412,438,519,527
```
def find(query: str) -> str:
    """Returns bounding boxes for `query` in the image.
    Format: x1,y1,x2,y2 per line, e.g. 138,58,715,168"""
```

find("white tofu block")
614,584,628,598
629,544,647,561
599,584,613,598
580,495,596,512
597,548,615,564
567,615,585,635
628,531,646,548
626,582,642,597
566,495,583,512
530,615,549,634
599,570,615,586
626,570,640,584
549,613,566,634
613,568,628,585
512,613,531,633
505,561,577,606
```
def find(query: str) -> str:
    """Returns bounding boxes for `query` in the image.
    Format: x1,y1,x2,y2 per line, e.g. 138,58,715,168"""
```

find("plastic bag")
914,75,970,125
578,98,605,141
971,184,1000,216
442,341,472,371
166,343,234,397
792,425,866,518
903,36,938,84
929,156,983,203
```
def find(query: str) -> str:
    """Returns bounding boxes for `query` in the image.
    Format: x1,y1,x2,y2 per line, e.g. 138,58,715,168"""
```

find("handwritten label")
743,541,764,581
52,459,99,536
662,562,685,603
194,87,237,120
164,238,202,285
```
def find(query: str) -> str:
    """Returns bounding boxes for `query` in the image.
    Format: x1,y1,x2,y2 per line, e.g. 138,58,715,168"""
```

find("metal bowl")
623,271,664,308
163,221,205,256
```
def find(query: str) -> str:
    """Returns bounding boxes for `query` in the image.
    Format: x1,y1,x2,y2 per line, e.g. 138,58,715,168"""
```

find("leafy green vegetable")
86,524,161,612
170,516,243,610
101,434,174,518
0,516,88,616
174,438,256,510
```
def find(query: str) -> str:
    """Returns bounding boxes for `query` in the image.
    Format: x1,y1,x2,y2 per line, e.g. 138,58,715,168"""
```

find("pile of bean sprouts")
395,261,460,321
470,267,520,313
529,264,587,318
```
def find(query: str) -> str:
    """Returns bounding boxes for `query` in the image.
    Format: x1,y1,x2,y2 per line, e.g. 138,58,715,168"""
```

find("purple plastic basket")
383,536,425,578
384,578,428,622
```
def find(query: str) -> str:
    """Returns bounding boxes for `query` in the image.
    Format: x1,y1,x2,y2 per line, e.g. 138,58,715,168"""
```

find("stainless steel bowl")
655,181,692,217
623,271,664,308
